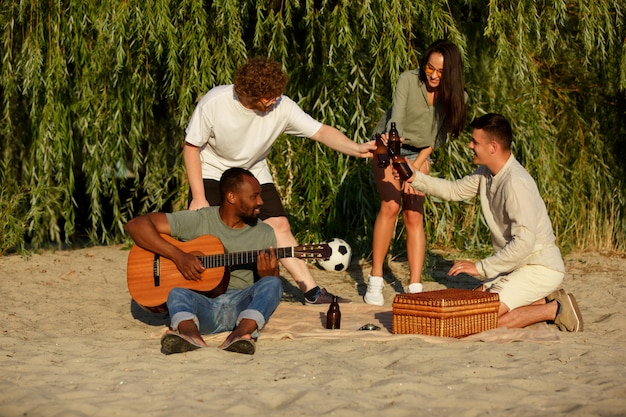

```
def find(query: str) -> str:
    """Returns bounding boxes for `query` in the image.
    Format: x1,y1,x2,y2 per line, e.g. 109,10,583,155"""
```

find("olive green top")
372,70,447,150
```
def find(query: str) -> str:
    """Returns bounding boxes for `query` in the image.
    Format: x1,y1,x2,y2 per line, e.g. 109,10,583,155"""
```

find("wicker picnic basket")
392,288,500,338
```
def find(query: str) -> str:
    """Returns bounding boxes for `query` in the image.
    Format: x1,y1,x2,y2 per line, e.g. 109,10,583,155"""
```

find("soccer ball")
317,238,352,272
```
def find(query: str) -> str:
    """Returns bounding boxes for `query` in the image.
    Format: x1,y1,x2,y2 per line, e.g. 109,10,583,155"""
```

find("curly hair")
233,57,288,99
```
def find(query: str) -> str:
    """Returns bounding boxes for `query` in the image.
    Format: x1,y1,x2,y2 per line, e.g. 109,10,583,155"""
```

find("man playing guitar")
125,168,282,355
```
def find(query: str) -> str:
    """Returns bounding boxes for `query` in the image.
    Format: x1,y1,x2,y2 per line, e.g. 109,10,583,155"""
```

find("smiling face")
469,128,494,166
233,176,264,221
424,52,444,90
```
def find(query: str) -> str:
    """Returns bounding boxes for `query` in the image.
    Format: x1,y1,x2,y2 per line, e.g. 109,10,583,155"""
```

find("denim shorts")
400,145,431,164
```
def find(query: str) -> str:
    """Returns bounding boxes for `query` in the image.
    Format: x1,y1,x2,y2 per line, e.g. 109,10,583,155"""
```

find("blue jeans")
167,276,283,339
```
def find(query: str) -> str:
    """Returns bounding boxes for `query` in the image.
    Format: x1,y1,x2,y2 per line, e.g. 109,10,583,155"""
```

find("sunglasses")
424,65,443,78
259,96,280,110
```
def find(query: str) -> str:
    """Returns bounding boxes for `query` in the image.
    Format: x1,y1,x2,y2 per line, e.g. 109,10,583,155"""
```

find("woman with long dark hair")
365,40,467,305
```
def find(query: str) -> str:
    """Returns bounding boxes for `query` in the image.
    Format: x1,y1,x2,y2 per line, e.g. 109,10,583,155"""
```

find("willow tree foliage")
1,0,624,256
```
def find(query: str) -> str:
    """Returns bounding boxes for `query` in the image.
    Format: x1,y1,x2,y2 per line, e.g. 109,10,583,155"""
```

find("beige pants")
482,264,564,311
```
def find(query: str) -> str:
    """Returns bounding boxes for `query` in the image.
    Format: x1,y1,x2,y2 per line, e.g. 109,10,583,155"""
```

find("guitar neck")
199,246,307,269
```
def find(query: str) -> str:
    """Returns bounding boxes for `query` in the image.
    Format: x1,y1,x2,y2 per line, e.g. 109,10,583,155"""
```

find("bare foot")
177,319,208,347
218,318,258,354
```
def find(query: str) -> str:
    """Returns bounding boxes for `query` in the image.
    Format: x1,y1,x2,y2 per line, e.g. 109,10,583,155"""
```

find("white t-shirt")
185,85,323,184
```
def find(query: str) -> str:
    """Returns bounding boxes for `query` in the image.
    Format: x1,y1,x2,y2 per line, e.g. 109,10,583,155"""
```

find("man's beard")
240,215,259,226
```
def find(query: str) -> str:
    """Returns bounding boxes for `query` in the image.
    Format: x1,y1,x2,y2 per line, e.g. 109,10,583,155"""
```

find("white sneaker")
364,275,385,306
408,283,423,293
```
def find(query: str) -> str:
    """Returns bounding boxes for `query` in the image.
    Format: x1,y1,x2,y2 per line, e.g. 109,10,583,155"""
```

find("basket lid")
393,288,499,307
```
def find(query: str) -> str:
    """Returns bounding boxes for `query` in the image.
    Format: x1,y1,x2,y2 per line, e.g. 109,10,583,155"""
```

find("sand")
1,245,625,417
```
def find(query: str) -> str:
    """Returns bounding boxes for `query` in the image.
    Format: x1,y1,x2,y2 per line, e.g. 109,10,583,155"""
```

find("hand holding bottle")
374,134,390,168
387,146,413,181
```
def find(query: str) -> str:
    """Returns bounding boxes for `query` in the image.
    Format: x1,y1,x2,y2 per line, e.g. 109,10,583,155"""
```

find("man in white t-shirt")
184,57,376,305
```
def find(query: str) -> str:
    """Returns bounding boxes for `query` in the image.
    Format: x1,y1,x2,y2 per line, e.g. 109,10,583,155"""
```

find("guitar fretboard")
199,245,324,269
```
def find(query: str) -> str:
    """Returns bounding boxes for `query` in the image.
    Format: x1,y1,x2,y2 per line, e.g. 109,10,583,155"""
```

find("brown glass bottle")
326,296,341,329
388,146,413,181
387,122,401,156
374,133,390,168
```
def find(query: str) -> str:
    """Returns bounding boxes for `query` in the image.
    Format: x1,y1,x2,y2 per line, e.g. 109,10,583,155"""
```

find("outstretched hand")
448,260,479,277
359,140,378,158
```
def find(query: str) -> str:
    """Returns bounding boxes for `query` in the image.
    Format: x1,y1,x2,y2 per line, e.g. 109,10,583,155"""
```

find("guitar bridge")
152,253,161,287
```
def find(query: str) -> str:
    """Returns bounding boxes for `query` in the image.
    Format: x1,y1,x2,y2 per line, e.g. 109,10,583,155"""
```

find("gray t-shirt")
166,207,277,289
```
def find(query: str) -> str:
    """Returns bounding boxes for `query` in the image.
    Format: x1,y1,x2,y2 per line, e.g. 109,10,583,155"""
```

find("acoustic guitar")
126,234,331,313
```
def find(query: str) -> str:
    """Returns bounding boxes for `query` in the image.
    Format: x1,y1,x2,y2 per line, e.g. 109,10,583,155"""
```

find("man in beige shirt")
404,113,582,331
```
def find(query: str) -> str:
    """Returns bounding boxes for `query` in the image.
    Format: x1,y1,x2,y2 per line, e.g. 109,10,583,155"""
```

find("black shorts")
190,179,287,220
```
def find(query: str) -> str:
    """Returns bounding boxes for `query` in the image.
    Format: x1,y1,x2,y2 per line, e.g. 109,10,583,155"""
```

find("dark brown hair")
470,113,513,150
419,40,467,137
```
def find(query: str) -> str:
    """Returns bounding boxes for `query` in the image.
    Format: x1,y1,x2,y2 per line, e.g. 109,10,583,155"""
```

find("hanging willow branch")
0,0,624,256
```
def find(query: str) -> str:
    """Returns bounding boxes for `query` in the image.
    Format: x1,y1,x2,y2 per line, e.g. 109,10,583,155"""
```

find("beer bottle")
374,133,390,168
387,122,401,156
388,146,413,181
326,296,341,329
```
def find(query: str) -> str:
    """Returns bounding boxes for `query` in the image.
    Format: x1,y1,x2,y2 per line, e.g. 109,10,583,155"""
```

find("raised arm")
310,124,376,158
